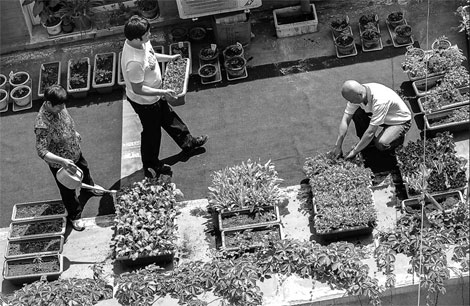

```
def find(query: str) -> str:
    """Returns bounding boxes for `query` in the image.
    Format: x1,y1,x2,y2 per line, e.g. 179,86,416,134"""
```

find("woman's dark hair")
44,84,68,106
124,15,150,41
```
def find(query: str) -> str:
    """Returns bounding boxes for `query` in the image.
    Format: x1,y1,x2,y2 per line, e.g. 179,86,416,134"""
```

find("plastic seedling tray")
38,61,61,98
11,199,67,222
417,86,469,113
423,105,470,133
401,190,464,214
5,235,64,260
67,57,91,98
8,217,66,241
169,41,192,74
163,58,190,107
221,223,283,252
3,254,63,285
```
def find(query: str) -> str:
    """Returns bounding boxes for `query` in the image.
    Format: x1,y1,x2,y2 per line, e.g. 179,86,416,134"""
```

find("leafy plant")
94,53,114,84
330,16,349,31
361,28,380,40
22,0,62,26
456,4,470,35
420,87,469,113
39,62,60,94
335,34,354,46
57,0,104,19
428,105,470,126
69,58,88,89
135,0,157,11
111,178,178,260
387,11,403,22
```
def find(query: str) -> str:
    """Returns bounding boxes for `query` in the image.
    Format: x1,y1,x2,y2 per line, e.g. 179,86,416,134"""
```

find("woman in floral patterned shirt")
34,85,102,231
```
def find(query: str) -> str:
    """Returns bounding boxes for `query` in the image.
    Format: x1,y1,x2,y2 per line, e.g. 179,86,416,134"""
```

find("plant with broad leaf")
111,177,178,260
208,159,283,213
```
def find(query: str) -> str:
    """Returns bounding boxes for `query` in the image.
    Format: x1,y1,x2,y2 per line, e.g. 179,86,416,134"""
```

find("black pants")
128,97,190,169
49,153,94,221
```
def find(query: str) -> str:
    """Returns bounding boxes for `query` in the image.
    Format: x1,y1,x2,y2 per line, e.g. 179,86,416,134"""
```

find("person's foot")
70,219,85,231
182,135,208,152
145,164,172,178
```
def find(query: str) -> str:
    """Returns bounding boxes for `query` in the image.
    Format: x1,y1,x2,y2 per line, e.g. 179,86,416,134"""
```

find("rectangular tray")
38,61,61,98
386,19,414,47
401,190,463,213
67,57,91,97
358,23,383,52
115,252,174,267
12,98,33,112
417,86,469,113
8,217,66,241
5,235,64,260
423,105,470,133
218,206,280,231
221,223,283,252
3,254,63,285
163,58,190,107
12,199,67,222
273,4,319,38
313,223,374,241
169,41,192,74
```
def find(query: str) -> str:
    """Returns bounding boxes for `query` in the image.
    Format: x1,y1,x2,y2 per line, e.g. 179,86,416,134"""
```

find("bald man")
332,80,411,160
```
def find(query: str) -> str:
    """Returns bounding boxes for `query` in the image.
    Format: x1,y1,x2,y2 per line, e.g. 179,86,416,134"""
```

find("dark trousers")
49,153,94,221
128,97,190,169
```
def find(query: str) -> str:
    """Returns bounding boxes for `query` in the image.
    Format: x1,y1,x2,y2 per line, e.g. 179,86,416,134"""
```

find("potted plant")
221,224,283,252
394,24,412,45
112,178,178,266
9,71,30,88
0,73,7,89
330,15,349,37
198,64,218,83
61,15,74,33
10,85,32,107
3,254,63,285
361,28,380,48
424,104,470,133
135,0,159,20
11,199,67,222
0,89,7,110
432,35,451,50
58,0,104,32
359,13,378,32
413,66,470,97
334,34,355,55
5,236,64,260
67,57,91,98
418,86,469,113
224,56,247,78
189,26,206,42
170,27,188,42
92,52,116,94
22,0,63,35
8,217,66,241
38,61,61,98
198,45,219,64
223,43,244,60
162,58,190,106
387,11,405,28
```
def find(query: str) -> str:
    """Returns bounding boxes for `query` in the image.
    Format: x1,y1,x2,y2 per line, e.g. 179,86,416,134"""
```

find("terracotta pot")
361,30,380,48
387,12,405,28
189,27,206,42
395,24,412,44
199,46,219,64
9,71,30,89
330,16,350,37
141,3,159,20
223,44,244,59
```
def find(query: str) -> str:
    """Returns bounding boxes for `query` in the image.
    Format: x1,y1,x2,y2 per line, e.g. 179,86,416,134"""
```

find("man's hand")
162,89,177,101
171,54,182,61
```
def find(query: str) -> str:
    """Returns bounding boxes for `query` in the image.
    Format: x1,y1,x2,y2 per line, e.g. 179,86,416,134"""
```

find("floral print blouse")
34,102,81,169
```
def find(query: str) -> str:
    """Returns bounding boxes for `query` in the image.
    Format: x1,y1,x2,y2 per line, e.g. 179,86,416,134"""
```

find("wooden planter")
221,223,283,252
3,254,63,285
401,190,463,214
423,105,470,133
417,86,469,113
92,52,116,94
67,57,91,98
218,205,280,231
162,58,190,107
412,74,444,97
11,199,67,222
115,252,174,267
38,61,61,98
5,235,64,260
8,218,66,241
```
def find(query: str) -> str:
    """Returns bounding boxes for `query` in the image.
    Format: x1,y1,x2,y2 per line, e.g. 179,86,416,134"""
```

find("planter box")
67,57,91,98
5,235,64,260
417,87,470,113
424,105,470,133
38,61,61,98
169,41,192,73
115,252,174,267
162,58,190,107
92,52,116,94
313,223,374,241
11,199,67,222
3,254,63,285
221,223,283,252
218,205,280,231
8,218,66,241
412,74,444,97
402,190,463,214
117,51,125,86
273,4,318,38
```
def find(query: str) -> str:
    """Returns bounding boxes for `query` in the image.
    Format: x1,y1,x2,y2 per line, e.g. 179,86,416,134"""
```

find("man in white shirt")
121,15,207,178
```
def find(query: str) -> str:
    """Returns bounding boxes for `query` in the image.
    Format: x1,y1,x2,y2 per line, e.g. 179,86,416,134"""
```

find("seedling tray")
116,252,174,267
8,217,66,241
67,57,91,98
221,223,283,252
386,19,414,47
163,58,190,107
358,23,383,52
5,235,64,260
402,190,463,214
11,199,67,222
417,87,469,113
423,105,470,133
3,254,63,285
218,205,280,231
313,224,374,241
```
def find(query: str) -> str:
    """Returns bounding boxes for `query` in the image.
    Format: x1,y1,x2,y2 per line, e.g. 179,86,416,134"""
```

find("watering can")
56,166,116,194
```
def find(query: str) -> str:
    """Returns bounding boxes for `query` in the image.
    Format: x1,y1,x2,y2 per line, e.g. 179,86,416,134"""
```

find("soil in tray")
277,13,314,25
222,209,277,228
15,201,65,219
8,237,61,256
10,219,63,238
171,45,189,58
7,257,60,276
163,58,186,94
225,226,280,248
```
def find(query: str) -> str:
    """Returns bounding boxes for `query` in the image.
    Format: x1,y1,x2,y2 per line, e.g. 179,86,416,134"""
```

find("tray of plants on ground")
8,217,66,241
401,190,464,214
358,13,382,52
221,223,283,252
111,177,178,266
92,52,116,93
5,235,64,260
303,152,377,241
3,254,63,285
38,61,61,98
424,104,470,133
396,132,468,198
208,159,284,233
67,57,90,97
418,86,469,114
11,199,67,222
162,57,190,100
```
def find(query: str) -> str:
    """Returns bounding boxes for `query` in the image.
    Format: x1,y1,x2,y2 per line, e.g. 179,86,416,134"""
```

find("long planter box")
401,190,463,214
218,205,280,231
221,223,283,252
67,57,91,98
404,181,467,199
11,199,67,222
5,235,64,260
8,218,66,241
273,4,319,38
3,254,63,285
38,61,61,98
423,105,470,133
115,252,174,267
162,58,190,107
412,74,444,97
313,223,374,241
417,87,470,113
407,70,443,82
92,52,116,94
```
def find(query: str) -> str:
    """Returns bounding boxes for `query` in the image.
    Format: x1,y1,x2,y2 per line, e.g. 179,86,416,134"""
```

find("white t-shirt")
344,83,411,126
121,40,162,105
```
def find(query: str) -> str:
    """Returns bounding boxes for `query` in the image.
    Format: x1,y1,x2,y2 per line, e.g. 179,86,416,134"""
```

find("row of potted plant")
197,43,247,82
0,72,33,109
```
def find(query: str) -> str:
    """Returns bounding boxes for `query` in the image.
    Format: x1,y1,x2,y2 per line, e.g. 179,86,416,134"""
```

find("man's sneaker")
182,135,208,152
70,219,85,231
145,165,172,178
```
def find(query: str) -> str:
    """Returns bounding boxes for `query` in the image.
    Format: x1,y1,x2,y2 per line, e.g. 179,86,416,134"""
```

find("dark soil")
0,75,5,85
11,73,28,85
199,65,216,76
200,47,218,60
7,237,62,256
225,226,281,248
277,13,313,25
0,91,6,100
10,219,63,238
336,35,354,46
7,256,60,276
388,12,403,22
222,207,277,228
15,201,66,219
225,57,245,69
12,87,30,98
39,63,60,94
95,54,114,84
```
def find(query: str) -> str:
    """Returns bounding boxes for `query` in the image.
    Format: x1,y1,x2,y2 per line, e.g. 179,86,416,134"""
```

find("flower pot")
43,18,62,36
361,29,380,48
424,105,470,133
223,43,244,60
330,15,349,37
67,57,91,98
198,64,218,83
0,73,7,89
224,56,247,78
217,205,281,231
402,190,463,214
432,38,451,51
8,217,66,241
198,45,219,64
0,89,7,110
3,254,63,285
394,24,412,45
189,27,206,42
38,61,61,98
10,85,31,107
11,199,67,222
9,71,30,88
387,11,405,29
359,14,378,32
221,223,283,252
162,58,190,107
92,52,116,94
5,235,64,260
71,14,92,32
334,34,355,55
171,27,188,42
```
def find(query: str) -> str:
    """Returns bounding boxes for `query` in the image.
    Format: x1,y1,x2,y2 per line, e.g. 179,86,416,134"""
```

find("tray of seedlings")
5,235,64,260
